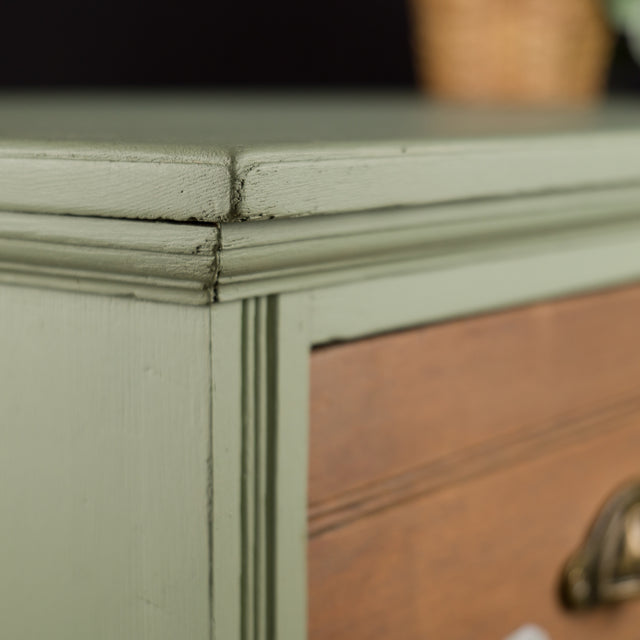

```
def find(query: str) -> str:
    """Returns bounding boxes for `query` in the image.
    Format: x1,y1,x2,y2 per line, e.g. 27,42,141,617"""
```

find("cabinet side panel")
0,285,211,640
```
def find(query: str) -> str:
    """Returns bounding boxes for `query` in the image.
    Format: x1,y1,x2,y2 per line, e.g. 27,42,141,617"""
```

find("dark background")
2,0,638,92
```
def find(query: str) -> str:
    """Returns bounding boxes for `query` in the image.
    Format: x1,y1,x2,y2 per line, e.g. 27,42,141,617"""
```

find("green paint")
6,97,640,640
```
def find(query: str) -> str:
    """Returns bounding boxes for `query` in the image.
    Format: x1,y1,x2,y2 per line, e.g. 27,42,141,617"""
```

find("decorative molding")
217,184,640,302
211,295,310,640
240,297,273,640
0,211,218,304
6,182,640,308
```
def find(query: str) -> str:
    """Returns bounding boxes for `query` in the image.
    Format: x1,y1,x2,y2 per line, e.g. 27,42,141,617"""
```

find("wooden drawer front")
309,284,640,533
309,284,640,639
308,421,640,639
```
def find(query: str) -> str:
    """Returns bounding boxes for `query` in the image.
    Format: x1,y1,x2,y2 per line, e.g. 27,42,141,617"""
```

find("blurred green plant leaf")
608,0,640,62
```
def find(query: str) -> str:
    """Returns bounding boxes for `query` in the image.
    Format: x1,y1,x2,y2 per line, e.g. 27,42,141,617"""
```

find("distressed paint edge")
5,121,640,223
234,131,640,218
0,156,231,222
0,212,219,304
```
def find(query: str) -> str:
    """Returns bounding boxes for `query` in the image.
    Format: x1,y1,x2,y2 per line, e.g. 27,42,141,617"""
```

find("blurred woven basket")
409,0,614,104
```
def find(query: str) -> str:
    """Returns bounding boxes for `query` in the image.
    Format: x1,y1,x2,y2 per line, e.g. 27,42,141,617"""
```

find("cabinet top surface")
2,93,640,222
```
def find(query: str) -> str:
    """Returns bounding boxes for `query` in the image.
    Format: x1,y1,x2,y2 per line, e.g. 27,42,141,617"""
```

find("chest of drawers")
3,95,640,640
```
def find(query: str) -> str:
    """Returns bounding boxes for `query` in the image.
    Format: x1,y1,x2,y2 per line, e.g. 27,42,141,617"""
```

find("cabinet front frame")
211,202,640,640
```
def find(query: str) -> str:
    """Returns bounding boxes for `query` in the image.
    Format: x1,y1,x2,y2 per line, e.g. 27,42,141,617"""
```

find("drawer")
309,424,640,639
308,284,640,639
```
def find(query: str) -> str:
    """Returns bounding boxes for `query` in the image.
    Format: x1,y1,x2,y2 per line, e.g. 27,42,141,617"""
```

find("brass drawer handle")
561,480,640,609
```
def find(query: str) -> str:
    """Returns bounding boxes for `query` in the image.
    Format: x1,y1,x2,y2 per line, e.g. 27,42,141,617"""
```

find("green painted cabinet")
3,95,640,639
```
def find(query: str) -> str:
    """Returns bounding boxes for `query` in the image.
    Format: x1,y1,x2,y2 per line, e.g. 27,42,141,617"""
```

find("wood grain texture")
310,284,640,510
309,393,640,537
308,417,640,640
0,285,212,640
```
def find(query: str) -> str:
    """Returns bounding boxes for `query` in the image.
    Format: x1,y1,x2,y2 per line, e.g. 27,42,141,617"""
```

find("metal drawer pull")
561,480,640,609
